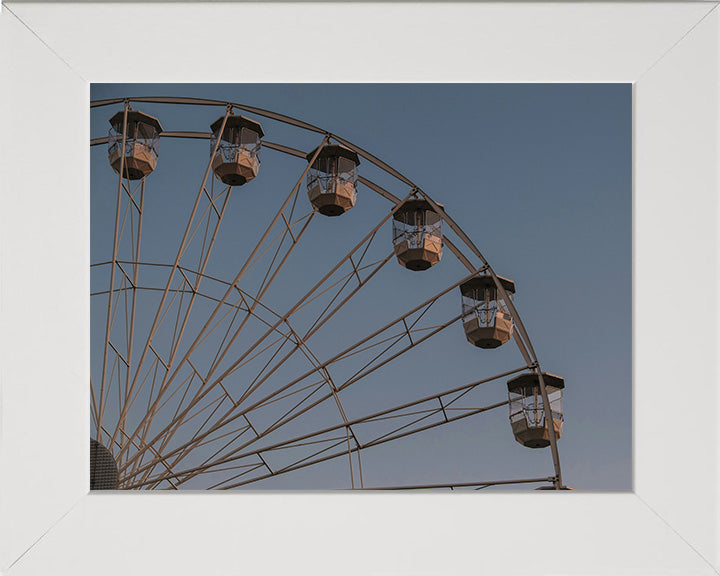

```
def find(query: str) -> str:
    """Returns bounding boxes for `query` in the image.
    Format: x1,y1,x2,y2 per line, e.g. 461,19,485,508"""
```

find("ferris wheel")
89,96,566,491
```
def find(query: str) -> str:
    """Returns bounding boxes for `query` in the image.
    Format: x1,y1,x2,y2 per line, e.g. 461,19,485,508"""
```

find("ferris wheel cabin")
108,109,162,180
306,145,360,216
507,372,564,449
392,199,444,271
460,275,515,349
210,115,264,186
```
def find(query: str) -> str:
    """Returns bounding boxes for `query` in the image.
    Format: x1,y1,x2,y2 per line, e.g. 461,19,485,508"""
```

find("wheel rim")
90,96,563,490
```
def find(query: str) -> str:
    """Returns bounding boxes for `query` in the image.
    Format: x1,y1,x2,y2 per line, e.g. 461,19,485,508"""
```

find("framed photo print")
0,3,718,575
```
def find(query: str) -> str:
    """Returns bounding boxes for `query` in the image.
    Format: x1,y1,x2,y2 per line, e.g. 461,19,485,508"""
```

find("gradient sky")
90,83,631,490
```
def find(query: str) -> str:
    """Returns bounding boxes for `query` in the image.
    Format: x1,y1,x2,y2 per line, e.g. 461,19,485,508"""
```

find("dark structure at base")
90,438,119,490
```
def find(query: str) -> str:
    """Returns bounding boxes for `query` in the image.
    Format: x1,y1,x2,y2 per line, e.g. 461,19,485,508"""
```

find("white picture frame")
0,2,718,574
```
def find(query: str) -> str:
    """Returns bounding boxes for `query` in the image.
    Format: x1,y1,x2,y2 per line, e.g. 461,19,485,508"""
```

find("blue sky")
90,83,631,490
